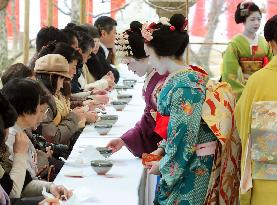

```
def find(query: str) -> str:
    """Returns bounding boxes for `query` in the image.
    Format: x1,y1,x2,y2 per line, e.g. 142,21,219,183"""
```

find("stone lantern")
146,0,196,18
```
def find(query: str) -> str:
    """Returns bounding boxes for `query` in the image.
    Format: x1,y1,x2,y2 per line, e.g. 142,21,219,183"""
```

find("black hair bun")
130,21,143,34
235,3,244,24
170,14,186,32
65,23,77,30
125,21,147,59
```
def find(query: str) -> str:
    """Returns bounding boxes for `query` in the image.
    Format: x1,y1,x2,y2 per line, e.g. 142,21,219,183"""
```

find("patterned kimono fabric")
154,68,217,205
222,34,273,100
203,81,241,205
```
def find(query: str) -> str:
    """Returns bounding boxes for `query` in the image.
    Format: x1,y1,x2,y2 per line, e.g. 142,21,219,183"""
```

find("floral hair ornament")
181,19,188,32
141,22,154,42
240,1,254,17
159,17,171,26
115,32,133,58
159,17,177,32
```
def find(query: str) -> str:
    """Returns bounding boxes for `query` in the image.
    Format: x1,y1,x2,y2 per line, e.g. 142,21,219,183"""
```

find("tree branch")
87,2,130,18
53,3,71,15
63,0,71,11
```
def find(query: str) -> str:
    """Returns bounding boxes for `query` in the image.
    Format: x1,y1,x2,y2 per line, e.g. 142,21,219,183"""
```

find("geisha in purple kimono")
106,21,167,157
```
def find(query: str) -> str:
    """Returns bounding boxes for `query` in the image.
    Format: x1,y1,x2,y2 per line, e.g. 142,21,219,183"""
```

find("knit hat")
34,54,70,79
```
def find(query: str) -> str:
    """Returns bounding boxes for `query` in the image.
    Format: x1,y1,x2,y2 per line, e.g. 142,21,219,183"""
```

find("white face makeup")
244,11,262,34
122,57,150,77
145,45,168,75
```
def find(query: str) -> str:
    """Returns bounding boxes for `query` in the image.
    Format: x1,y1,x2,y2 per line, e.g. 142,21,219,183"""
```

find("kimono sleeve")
222,42,245,99
121,112,161,157
159,86,205,188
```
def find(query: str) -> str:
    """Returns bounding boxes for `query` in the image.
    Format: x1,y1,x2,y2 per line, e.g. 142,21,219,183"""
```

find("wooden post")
80,0,86,24
185,0,189,65
47,0,53,26
23,0,30,64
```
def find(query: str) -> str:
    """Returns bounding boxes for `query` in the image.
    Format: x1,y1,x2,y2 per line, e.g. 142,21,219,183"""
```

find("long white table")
54,77,157,205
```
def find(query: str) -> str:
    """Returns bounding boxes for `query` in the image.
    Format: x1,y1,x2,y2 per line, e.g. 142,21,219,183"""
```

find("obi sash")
241,101,277,194
239,57,269,80
154,112,169,140
250,101,277,181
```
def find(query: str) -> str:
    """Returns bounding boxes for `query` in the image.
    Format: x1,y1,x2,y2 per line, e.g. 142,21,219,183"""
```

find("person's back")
235,15,277,205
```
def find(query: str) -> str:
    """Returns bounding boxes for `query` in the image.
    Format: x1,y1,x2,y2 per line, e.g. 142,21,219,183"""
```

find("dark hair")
125,21,147,59
94,16,117,35
0,93,17,147
64,23,94,53
36,73,60,95
147,14,189,59
77,31,94,53
36,26,69,52
81,24,100,39
37,82,50,105
61,79,72,99
1,79,41,115
1,63,34,85
37,42,82,63
264,15,277,42
64,23,77,30
235,2,261,24
61,28,78,47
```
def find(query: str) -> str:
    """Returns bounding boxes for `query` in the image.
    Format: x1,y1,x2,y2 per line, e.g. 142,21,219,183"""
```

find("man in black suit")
93,16,119,83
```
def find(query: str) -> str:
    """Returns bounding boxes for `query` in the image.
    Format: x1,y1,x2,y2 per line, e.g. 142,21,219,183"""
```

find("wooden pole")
47,0,53,26
80,0,86,24
189,42,228,45
185,0,189,65
23,0,30,64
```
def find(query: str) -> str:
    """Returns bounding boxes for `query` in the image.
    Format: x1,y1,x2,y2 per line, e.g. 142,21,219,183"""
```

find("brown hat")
34,54,71,79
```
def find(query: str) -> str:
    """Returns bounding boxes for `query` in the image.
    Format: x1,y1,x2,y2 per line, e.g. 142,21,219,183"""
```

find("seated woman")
107,21,167,157
235,15,277,205
0,82,72,200
62,30,110,105
1,63,65,181
83,24,116,87
2,79,49,179
34,54,85,146
36,42,99,123
67,25,115,93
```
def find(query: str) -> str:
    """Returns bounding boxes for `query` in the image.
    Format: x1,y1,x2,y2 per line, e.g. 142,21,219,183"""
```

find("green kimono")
222,34,272,100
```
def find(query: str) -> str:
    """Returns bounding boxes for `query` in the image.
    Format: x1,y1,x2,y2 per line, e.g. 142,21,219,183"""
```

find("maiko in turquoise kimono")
154,69,217,205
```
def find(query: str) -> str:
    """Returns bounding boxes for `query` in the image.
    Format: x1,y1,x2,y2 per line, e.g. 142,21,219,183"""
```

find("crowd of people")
0,1,277,205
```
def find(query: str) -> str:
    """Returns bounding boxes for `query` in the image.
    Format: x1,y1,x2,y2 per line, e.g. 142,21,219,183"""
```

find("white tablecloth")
54,80,157,205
